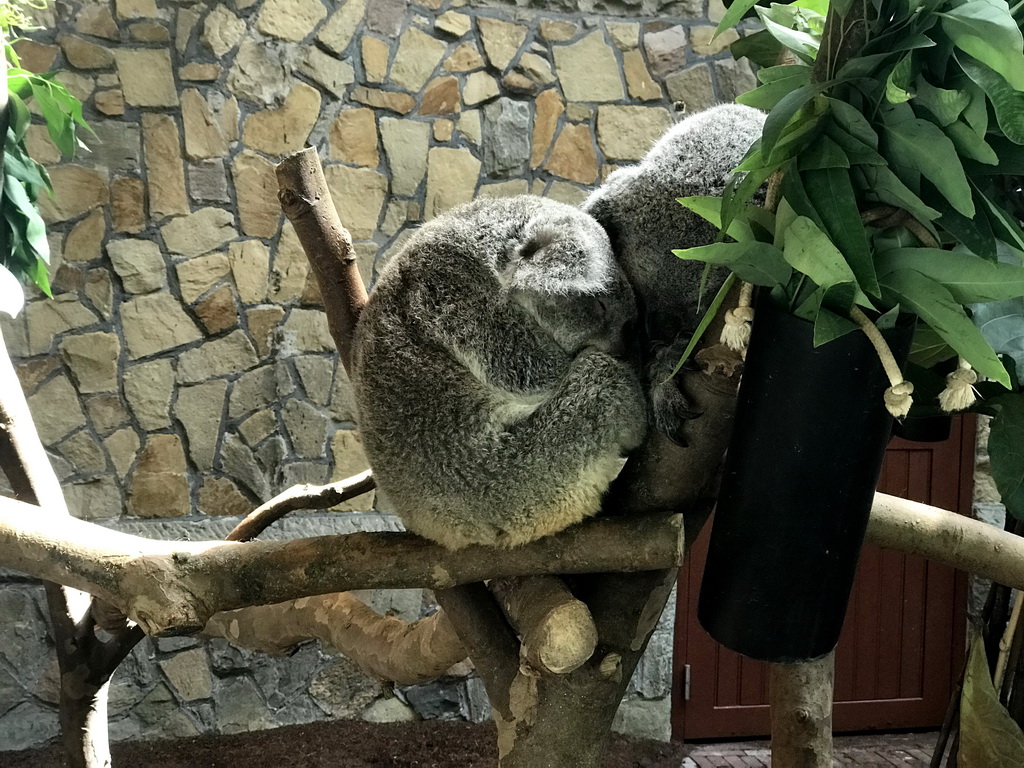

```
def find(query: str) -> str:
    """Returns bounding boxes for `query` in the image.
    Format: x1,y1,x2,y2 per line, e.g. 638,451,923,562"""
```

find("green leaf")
802,167,879,296
673,241,793,287
780,168,827,232
799,134,850,169
886,53,916,104
714,0,762,38
824,121,887,166
962,80,990,137
959,54,1024,144
739,67,813,111
828,98,880,148
930,188,997,261
677,195,768,242
782,216,859,292
972,297,1024,377
762,85,827,157
755,8,821,64
719,163,778,242
941,0,1024,91
883,118,975,217
815,306,860,346
857,165,942,224
944,120,999,165
881,269,1010,385
960,634,1024,766
8,94,30,142
975,183,1024,253
673,274,738,373
914,78,971,126
910,326,958,367
989,396,1024,521
875,247,1024,303
730,29,785,68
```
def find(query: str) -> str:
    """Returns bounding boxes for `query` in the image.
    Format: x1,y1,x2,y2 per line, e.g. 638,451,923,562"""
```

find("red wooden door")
672,417,974,740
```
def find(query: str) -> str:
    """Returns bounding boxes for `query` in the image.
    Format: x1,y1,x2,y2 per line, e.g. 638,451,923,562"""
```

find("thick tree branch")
203,592,466,685
0,498,685,636
770,652,835,767
276,147,367,374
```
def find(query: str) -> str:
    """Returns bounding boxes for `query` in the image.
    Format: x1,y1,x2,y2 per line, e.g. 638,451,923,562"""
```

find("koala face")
501,204,638,357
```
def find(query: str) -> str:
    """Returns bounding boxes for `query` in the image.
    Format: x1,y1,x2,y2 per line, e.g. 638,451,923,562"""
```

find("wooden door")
672,417,974,740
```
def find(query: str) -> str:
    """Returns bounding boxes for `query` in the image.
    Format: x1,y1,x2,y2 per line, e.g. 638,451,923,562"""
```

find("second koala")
584,104,767,439
352,196,647,550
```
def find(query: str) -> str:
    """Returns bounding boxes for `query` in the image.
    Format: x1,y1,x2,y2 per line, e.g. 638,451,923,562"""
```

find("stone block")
182,89,229,161
379,118,429,197
124,359,175,430
121,293,202,360
229,240,271,304
196,285,239,335
424,147,480,219
318,0,367,54
391,27,447,92
553,32,624,102
644,26,688,79
107,239,167,294
65,475,121,519
104,427,140,478
199,476,253,516
482,98,531,179
361,36,390,82
174,379,228,470
350,85,415,114
59,331,120,394
57,430,108,475
25,294,100,355
596,105,672,162
282,398,329,458
37,165,109,224
477,17,527,72
111,176,147,234
116,49,178,107
243,83,322,156
665,64,715,114
279,308,334,355
463,71,499,106
624,49,663,101
176,251,231,303
142,114,190,219
162,207,236,258
202,5,246,57
444,42,485,73
545,123,599,185
329,108,380,167
531,88,564,168
28,374,87,446
420,76,460,116
189,159,231,203
128,434,190,518
256,0,327,42
58,33,114,69
246,306,284,357
226,37,294,107
232,151,282,239
323,165,387,239
177,330,260,383
64,209,105,262
330,430,373,510
300,47,355,98
160,648,212,702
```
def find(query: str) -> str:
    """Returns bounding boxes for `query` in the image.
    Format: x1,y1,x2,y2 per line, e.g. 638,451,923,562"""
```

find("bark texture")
770,652,836,767
0,497,685,635
204,593,466,685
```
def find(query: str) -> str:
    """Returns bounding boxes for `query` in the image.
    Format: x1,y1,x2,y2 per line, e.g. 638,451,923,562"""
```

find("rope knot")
938,361,978,413
884,380,915,418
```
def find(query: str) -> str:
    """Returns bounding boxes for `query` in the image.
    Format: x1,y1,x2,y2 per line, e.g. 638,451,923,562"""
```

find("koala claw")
651,377,700,445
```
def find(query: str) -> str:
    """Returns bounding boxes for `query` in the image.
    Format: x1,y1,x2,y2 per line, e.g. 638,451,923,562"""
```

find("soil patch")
6,719,687,767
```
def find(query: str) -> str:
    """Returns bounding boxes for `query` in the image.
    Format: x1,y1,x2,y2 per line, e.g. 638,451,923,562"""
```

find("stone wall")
0,0,751,750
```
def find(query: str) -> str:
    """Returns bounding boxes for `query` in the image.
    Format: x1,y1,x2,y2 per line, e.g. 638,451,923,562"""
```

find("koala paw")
650,376,700,445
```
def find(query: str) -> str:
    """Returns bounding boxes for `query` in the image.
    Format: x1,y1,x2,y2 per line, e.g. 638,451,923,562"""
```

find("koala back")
352,196,647,549
584,104,767,341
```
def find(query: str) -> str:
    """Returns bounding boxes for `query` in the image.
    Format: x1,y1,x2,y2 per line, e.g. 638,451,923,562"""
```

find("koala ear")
500,225,561,295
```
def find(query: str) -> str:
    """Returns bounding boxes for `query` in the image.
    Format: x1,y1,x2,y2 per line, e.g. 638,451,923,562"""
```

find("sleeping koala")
352,196,647,550
584,104,767,440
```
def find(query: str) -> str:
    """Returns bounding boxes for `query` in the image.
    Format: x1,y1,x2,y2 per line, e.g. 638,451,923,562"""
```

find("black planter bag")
697,293,915,663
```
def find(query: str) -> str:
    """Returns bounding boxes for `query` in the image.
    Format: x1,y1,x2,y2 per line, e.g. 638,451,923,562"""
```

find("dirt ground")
6,719,687,767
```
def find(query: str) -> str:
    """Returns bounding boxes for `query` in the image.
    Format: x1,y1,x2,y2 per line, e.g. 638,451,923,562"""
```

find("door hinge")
684,664,691,701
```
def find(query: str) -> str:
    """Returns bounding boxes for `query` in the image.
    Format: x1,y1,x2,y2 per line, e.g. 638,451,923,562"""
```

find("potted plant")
675,0,1024,662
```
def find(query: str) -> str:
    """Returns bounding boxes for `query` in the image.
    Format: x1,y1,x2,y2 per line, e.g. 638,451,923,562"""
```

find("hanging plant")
685,0,1024,662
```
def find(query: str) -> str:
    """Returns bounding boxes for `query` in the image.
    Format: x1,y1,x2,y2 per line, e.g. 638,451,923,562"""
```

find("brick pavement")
681,732,941,767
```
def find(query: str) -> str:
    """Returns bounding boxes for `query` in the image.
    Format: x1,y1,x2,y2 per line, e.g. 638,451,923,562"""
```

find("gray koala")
352,195,647,550
584,104,767,440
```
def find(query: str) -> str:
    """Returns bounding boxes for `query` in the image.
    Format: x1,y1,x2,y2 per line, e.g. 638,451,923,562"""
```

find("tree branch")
276,147,367,374
225,470,375,541
203,592,466,686
0,498,685,636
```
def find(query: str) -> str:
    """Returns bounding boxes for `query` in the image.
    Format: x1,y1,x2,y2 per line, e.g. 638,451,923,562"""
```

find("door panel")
673,418,973,740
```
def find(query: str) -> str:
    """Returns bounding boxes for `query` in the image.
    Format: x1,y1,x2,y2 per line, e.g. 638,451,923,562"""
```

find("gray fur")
352,196,647,550
584,104,767,438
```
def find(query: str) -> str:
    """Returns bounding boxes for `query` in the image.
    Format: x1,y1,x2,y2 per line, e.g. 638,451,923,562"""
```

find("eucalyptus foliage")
679,0,1024,518
0,5,87,317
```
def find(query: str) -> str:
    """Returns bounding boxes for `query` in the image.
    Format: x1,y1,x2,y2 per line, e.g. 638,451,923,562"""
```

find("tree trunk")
770,652,835,767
